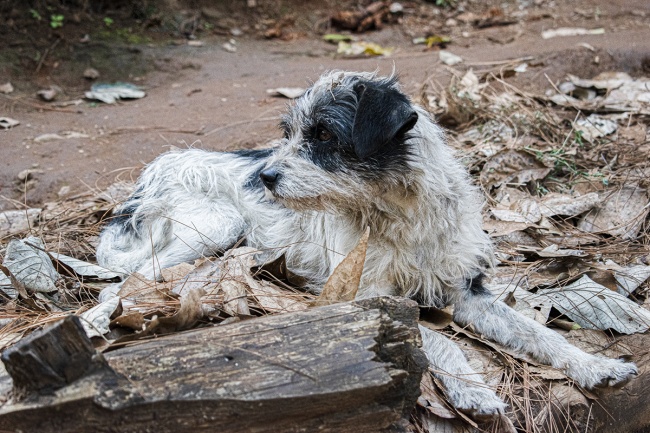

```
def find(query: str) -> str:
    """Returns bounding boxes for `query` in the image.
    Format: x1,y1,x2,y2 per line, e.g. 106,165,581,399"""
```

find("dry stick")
203,116,278,137
107,126,202,135
0,94,79,113
35,37,61,74
465,56,535,67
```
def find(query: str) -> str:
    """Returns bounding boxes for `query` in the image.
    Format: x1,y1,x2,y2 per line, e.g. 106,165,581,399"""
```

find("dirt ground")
1,0,649,210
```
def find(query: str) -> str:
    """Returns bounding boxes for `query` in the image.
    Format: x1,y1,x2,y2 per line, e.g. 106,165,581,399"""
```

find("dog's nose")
260,168,279,189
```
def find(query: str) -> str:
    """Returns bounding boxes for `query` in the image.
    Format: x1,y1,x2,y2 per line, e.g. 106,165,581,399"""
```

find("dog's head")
260,71,420,211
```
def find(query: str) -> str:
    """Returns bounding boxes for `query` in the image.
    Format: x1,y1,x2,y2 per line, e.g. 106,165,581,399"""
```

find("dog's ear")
352,82,418,160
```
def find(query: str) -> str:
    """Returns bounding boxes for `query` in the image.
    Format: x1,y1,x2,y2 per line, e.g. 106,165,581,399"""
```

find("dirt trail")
1,0,649,209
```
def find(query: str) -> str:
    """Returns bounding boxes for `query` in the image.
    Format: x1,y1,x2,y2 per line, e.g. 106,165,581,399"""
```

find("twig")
465,56,535,66
35,37,61,74
0,94,80,113
203,116,278,137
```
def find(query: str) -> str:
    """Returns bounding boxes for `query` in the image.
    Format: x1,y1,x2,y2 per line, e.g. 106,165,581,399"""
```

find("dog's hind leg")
98,201,248,280
453,287,638,389
419,325,507,420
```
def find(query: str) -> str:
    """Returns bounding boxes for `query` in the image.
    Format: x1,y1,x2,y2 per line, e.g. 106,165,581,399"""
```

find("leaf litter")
420,63,650,431
0,62,649,433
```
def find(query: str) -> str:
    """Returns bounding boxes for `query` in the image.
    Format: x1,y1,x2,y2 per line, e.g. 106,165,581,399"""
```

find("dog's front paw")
567,357,638,389
446,385,507,422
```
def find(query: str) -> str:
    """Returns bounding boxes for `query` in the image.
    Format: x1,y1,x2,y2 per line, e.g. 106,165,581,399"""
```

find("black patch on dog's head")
352,79,418,161
285,74,419,180
232,148,274,161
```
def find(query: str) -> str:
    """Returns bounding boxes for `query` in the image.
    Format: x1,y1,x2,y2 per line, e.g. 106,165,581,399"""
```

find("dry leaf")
0,269,18,299
541,27,605,39
155,288,206,331
243,276,308,313
221,280,251,316
613,264,650,296
418,407,476,433
574,114,618,142
312,227,369,306
110,311,145,331
79,296,120,338
0,209,41,237
337,41,393,57
251,253,308,288
456,70,485,102
118,272,171,305
0,117,20,129
490,284,552,324
491,205,540,224
569,72,632,90
50,252,123,280
537,275,650,334
578,186,649,240
420,306,454,330
538,192,600,217
3,237,59,293
551,73,650,114
482,219,529,237
171,257,221,297
536,244,588,258
481,150,551,190
418,372,457,419
98,282,122,303
439,50,463,66
0,332,24,352
0,82,14,94
85,82,145,104
161,261,197,283
113,288,206,343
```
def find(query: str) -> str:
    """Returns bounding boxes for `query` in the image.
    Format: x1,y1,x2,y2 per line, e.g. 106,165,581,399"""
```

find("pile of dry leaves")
1,69,649,432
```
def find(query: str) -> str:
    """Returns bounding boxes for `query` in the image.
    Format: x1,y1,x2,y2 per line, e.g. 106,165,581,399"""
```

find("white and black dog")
97,71,637,418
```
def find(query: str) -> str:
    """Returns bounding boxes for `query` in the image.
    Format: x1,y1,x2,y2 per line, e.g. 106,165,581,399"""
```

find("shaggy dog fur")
97,70,637,418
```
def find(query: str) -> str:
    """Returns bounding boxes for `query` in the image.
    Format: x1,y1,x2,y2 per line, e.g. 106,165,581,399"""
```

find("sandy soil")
1,0,649,209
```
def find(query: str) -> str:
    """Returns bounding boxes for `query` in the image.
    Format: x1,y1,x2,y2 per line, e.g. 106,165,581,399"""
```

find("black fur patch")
351,79,418,160
233,148,274,189
231,148,274,160
463,273,490,297
286,75,418,180
109,202,139,227
109,186,143,233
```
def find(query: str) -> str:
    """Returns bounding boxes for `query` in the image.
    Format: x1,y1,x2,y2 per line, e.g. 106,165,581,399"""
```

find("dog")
97,70,637,419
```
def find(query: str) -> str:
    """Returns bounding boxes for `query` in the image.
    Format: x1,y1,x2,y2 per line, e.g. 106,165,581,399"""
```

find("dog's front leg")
453,291,638,389
419,325,507,420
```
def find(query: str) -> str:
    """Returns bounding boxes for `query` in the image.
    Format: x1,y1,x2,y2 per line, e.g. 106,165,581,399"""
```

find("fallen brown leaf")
311,227,369,307
221,280,251,316
118,272,172,305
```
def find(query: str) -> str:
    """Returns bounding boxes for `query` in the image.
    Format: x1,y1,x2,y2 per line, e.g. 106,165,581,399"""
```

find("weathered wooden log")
0,296,427,433
0,315,101,393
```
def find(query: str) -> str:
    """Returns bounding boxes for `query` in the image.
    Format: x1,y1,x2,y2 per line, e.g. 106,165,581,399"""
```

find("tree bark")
0,296,427,433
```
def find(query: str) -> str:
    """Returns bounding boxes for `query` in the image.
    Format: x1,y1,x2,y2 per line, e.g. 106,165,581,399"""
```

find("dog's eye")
316,126,333,142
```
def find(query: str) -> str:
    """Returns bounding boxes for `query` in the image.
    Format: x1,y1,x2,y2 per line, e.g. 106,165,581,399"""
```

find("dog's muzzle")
260,167,280,190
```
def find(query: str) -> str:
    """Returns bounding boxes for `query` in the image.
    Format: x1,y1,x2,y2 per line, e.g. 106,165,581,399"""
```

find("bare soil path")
1,0,649,209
